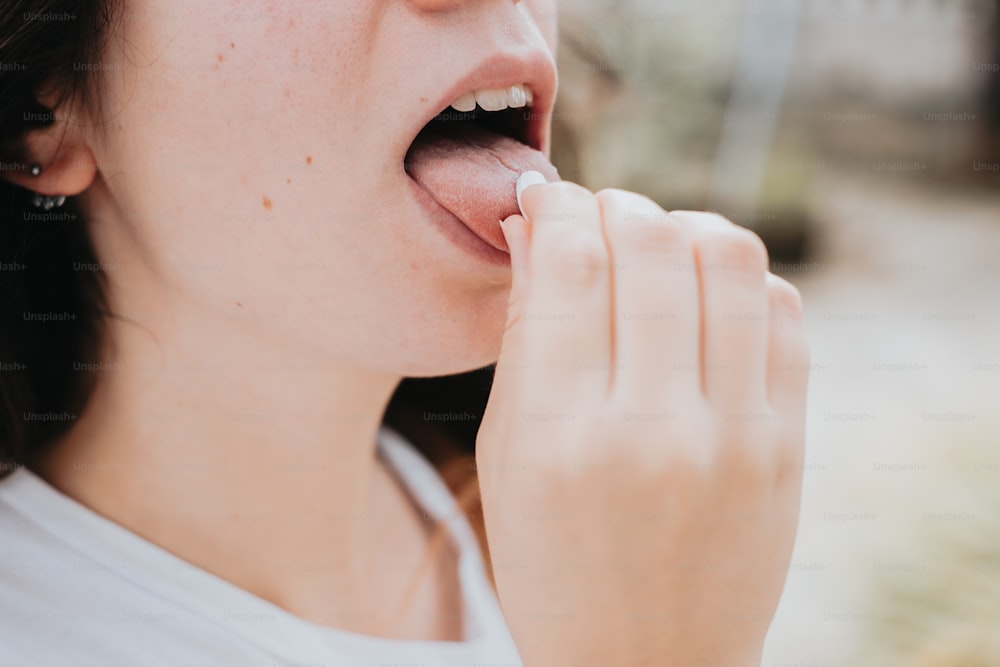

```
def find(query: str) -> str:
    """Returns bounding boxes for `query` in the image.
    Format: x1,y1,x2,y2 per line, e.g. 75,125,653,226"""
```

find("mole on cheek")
306,156,312,166
262,196,273,211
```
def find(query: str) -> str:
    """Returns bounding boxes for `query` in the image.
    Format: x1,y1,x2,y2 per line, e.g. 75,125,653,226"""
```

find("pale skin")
4,0,808,664
481,190,809,665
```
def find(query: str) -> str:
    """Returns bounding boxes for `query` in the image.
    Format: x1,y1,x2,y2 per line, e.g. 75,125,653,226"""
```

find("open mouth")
409,84,536,153
404,81,561,253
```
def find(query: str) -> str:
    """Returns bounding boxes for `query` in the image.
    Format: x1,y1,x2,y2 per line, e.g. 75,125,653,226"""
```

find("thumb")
499,213,531,334
498,169,545,334
488,212,532,412
485,173,544,419
483,213,532,448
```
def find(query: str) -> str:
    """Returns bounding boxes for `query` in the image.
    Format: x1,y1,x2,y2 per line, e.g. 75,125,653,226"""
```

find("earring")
31,194,67,210
27,164,66,209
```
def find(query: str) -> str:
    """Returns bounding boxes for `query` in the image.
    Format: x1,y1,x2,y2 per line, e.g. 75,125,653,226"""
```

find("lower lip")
405,174,511,267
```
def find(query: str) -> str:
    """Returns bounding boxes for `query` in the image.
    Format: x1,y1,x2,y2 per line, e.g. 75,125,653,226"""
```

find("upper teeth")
450,84,534,113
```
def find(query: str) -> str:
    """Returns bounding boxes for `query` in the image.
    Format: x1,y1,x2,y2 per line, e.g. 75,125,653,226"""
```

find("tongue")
405,124,561,252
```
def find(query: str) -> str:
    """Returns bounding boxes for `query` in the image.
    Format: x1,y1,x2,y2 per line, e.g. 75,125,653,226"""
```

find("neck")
31,286,429,632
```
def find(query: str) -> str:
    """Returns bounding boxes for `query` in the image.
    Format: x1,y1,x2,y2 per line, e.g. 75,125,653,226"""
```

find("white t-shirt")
0,425,524,666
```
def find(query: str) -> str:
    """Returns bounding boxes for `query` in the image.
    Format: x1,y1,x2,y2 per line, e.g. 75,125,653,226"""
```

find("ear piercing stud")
27,163,66,210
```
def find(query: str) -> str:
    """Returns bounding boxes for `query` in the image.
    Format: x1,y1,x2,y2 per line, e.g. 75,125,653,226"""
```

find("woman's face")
85,0,558,376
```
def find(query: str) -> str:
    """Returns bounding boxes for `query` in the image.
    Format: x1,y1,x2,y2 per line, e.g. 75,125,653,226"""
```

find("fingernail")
516,170,547,216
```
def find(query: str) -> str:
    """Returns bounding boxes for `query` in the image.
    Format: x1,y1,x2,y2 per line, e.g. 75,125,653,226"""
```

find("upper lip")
405,51,558,157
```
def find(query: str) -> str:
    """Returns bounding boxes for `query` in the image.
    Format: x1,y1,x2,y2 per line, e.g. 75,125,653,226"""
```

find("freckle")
217,54,224,63
262,196,273,211
286,178,292,185
236,301,243,308
288,18,295,28
420,96,428,103
230,42,235,49
306,156,312,166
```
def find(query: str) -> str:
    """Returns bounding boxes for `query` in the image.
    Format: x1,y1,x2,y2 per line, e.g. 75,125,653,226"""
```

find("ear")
2,105,98,199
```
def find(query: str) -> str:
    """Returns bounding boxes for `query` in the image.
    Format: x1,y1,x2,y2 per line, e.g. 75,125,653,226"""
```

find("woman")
0,1,810,665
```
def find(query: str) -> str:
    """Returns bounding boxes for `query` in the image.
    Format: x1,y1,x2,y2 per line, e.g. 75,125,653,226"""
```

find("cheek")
96,0,513,372
525,0,559,51
106,1,382,266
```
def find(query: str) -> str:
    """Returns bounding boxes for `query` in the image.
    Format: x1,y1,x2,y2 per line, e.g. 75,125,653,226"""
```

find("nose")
409,0,519,11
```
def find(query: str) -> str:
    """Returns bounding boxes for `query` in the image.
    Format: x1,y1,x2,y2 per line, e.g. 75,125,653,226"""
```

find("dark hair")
0,1,492,478
1,0,117,474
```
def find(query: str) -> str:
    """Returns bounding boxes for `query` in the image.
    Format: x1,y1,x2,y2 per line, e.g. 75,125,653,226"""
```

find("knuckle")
548,233,610,288
776,434,805,472
530,182,596,224
548,181,595,199
616,216,689,257
721,431,781,480
784,336,812,381
596,191,689,257
604,399,714,471
772,437,805,489
594,187,630,202
668,210,734,230
595,188,659,212
702,227,769,276
767,274,806,320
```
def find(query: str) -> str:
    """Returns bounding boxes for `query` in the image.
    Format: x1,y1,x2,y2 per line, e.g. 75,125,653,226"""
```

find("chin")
396,316,506,379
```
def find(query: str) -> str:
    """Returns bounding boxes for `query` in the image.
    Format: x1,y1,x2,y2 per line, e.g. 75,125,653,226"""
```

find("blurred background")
551,0,1000,664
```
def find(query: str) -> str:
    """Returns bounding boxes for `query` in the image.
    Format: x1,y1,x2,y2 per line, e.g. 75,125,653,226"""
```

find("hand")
476,181,810,667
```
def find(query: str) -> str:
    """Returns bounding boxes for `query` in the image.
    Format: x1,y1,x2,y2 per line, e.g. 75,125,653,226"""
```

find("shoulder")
0,468,76,642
